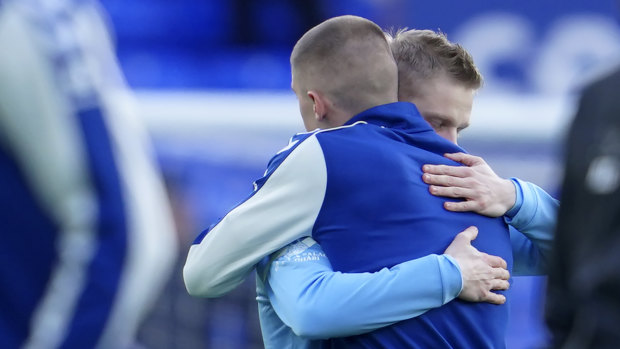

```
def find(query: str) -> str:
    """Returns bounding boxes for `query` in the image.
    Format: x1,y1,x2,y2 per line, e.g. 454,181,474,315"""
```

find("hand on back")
422,153,516,217
444,226,510,305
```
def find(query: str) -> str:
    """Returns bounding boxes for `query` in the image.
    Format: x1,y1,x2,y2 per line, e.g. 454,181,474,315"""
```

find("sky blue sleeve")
505,178,559,275
258,238,462,340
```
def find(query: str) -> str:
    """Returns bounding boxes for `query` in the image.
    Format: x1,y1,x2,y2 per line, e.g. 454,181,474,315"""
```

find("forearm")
506,178,559,275
263,241,462,339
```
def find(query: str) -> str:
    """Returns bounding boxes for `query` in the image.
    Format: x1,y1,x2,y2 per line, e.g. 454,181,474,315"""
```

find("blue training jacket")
255,179,558,348
185,101,514,348
307,102,512,348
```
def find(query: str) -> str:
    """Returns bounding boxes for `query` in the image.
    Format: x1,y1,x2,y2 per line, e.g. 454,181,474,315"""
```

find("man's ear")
307,91,327,121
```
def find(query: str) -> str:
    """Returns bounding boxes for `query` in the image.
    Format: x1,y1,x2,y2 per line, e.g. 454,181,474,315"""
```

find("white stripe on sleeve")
183,135,327,297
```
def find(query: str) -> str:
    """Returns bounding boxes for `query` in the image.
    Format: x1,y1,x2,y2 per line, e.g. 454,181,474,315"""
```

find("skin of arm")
259,227,509,340
422,152,559,275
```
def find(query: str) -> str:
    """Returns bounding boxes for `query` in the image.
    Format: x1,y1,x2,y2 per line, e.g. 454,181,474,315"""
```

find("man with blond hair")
391,29,557,230
390,29,556,273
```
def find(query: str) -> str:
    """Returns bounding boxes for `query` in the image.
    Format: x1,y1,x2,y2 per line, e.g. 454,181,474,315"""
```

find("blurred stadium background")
96,0,620,348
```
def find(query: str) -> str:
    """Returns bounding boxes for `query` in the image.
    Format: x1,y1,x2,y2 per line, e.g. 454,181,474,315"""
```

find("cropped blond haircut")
387,29,483,100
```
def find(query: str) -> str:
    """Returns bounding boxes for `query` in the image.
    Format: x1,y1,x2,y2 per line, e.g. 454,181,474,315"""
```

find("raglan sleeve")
259,238,462,339
506,178,559,275
183,135,328,297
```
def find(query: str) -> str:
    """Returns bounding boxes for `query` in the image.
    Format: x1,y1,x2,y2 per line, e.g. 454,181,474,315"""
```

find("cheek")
435,129,449,140
436,129,458,144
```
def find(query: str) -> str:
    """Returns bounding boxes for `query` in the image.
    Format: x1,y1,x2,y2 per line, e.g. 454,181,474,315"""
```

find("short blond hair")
387,29,483,99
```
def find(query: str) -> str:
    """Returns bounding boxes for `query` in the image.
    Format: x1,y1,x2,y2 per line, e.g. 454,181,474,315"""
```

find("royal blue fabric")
312,102,513,348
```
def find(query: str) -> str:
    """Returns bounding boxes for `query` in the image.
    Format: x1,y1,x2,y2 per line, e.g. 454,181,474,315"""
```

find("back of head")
387,29,482,100
291,15,398,117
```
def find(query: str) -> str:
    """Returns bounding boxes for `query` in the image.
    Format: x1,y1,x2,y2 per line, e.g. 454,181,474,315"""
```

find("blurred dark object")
232,0,323,46
546,67,620,348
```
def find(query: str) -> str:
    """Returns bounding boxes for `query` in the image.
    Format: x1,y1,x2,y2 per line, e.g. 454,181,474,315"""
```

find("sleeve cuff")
504,177,524,221
438,254,463,304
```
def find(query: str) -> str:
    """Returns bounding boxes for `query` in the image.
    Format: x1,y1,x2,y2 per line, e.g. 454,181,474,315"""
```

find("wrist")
500,178,517,215
440,254,463,300
505,178,523,219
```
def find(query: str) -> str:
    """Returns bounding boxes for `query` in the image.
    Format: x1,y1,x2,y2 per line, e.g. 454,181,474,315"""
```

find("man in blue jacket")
185,16,538,348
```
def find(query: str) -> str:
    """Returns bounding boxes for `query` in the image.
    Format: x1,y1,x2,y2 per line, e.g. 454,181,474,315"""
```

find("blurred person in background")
545,66,620,348
0,0,177,348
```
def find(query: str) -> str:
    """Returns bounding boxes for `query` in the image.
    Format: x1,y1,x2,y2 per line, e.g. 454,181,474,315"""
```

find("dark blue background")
100,0,620,90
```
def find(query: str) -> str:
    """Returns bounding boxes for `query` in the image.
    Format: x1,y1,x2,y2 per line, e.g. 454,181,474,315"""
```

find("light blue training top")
256,177,558,348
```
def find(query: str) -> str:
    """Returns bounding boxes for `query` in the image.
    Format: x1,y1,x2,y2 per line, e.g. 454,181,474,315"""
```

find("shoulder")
254,131,327,193
262,131,319,175
268,131,318,165
313,121,370,139
265,122,369,173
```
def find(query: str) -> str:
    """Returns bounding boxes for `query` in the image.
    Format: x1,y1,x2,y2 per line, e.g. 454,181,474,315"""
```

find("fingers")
477,281,510,305
423,171,476,191
482,291,507,305
492,267,511,281
443,152,484,167
446,226,478,253
422,164,472,178
456,226,478,242
421,153,483,175
491,279,510,291
429,184,476,199
444,201,479,212
423,173,473,194
481,252,508,269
